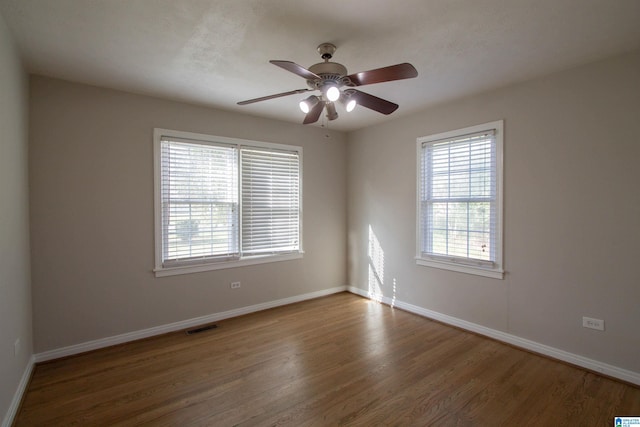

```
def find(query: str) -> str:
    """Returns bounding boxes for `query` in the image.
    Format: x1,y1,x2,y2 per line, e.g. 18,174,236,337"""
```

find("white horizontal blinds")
160,138,239,266
241,147,300,256
422,130,497,263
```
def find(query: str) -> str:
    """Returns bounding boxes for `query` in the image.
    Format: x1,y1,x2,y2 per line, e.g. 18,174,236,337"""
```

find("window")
154,129,302,277
416,120,503,279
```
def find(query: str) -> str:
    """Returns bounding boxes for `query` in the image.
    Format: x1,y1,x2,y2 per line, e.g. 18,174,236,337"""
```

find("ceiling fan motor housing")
307,62,348,90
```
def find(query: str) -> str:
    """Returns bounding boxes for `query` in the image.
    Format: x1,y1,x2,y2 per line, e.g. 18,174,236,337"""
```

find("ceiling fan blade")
346,63,418,86
270,60,321,81
237,89,311,105
350,89,399,115
303,101,325,124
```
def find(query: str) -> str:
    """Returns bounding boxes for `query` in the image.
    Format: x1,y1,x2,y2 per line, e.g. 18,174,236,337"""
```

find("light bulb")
299,96,318,114
326,86,340,102
346,99,356,112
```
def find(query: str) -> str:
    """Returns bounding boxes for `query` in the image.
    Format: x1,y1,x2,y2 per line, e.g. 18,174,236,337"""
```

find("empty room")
1,0,639,425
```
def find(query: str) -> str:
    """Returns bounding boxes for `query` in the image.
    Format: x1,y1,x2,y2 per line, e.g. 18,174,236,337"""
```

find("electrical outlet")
14,338,20,357
230,281,241,289
582,316,605,331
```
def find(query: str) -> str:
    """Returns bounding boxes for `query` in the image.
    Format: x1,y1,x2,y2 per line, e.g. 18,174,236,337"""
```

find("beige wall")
0,13,32,423
347,50,640,373
19,40,640,393
29,76,347,353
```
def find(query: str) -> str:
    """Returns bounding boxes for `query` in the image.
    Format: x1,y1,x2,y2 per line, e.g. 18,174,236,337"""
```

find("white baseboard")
1,355,35,427
34,286,347,363
347,286,640,386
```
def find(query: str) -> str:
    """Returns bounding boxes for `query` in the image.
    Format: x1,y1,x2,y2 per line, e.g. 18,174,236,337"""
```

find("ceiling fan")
238,43,418,125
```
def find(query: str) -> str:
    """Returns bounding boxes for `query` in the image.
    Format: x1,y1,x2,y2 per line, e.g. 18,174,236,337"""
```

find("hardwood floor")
15,292,640,426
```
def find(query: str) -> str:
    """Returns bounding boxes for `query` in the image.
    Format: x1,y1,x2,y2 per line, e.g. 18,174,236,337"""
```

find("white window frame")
153,128,303,277
416,120,504,279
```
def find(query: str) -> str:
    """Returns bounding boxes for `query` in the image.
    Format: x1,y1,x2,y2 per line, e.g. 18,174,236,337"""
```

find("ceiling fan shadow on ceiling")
237,43,418,125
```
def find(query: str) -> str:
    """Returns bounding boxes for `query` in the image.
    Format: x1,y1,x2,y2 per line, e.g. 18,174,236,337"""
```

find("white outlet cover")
582,316,605,331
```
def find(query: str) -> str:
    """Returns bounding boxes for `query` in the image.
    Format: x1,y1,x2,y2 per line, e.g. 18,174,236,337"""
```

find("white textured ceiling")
1,0,640,131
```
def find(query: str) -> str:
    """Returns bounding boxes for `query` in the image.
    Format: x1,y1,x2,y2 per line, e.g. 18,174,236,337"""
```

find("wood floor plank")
14,292,640,426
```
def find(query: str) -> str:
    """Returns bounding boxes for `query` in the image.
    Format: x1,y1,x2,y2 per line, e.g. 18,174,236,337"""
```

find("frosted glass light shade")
299,96,318,113
326,86,340,102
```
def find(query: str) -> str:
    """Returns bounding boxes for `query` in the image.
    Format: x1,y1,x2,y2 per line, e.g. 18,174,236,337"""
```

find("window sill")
154,252,304,277
416,257,504,279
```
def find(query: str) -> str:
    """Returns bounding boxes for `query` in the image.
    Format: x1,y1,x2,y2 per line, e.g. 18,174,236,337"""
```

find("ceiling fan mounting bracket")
317,43,336,60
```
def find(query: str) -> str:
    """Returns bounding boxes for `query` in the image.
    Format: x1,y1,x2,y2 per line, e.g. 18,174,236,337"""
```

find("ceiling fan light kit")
299,95,319,114
343,95,357,113
325,102,339,121
238,43,418,125
324,84,341,102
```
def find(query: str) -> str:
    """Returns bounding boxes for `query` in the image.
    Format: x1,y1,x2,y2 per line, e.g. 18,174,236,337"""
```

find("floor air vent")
186,324,218,335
